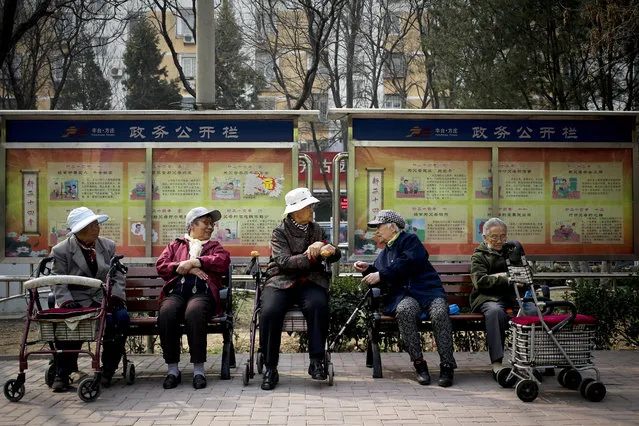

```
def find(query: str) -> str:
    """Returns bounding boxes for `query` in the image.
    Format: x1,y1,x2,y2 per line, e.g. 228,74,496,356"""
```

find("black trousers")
259,283,329,367
157,293,215,364
56,307,130,377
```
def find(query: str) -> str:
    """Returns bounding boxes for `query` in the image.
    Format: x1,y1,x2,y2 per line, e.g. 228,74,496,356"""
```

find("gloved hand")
63,301,81,309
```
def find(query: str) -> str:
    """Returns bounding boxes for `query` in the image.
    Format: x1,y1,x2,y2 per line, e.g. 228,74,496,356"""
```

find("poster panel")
5,147,294,260
149,148,293,258
353,147,491,256
498,148,633,256
353,146,633,257
5,149,146,258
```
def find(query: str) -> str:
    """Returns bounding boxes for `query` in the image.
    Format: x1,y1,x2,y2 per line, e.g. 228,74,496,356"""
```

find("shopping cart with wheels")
497,281,605,403
3,254,128,402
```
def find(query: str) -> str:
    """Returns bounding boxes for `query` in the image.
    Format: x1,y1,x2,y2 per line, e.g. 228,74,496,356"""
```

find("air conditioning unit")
110,67,123,78
183,34,195,44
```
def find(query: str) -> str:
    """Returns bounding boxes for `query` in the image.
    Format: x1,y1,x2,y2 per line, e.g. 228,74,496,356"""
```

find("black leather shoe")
308,359,326,380
438,364,454,388
52,375,70,392
261,367,279,391
414,360,431,385
193,374,207,389
163,372,181,389
100,369,114,387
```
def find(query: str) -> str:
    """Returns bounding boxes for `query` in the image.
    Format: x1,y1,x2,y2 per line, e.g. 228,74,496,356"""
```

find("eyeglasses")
486,234,507,242
198,219,216,227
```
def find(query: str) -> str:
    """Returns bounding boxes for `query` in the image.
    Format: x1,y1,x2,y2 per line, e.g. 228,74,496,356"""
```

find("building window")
307,52,329,76
385,52,406,79
180,55,196,79
176,9,195,38
383,93,404,109
255,50,276,82
385,13,401,35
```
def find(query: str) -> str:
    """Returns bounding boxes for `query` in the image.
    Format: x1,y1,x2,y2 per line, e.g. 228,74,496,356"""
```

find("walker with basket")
242,251,370,387
494,244,606,403
3,254,132,402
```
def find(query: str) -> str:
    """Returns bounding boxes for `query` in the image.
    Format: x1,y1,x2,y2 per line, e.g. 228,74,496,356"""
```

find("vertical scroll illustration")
367,168,384,224
22,170,40,235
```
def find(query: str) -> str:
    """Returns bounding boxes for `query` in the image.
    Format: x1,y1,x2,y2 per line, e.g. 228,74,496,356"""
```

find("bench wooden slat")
124,267,159,277
440,275,473,284
434,264,472,274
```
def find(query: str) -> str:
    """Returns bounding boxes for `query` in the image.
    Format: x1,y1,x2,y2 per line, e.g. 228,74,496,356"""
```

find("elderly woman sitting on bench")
354,210,456,387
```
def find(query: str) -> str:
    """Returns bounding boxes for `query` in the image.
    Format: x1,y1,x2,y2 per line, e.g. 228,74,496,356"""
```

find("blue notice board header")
352,117,635,143
5,119,295,143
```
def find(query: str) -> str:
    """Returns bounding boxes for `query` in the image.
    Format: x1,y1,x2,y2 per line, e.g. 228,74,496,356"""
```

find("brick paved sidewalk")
0,350,637,425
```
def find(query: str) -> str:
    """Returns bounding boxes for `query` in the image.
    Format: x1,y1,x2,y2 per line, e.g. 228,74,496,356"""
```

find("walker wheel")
515,379,538,402
564,369,582,390
584,381,606,402
327,363,334,386
45,363,56,387
242,363,249,386
579,378,594,398
77,377,101,402
125,363,136,385
557,367,571,387
533,369,543,383
496,368,516,388
256,352,264,375
3,379,25,402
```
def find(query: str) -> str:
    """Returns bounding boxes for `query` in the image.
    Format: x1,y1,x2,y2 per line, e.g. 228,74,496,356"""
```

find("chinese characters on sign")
22,171,39,235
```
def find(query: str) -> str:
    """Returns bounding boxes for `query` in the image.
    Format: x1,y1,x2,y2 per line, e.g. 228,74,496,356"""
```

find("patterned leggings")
395,296,457,368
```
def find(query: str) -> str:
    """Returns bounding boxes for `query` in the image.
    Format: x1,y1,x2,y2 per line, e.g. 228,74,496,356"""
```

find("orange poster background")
353,146,633,258
5,147,294,261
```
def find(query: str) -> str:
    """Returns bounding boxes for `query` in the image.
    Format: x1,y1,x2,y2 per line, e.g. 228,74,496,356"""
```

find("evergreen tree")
123,18,182,110
215,0,265,109
58,47,112,110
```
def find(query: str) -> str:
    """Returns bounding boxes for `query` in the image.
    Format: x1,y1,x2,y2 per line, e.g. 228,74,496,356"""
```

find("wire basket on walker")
3,255,128,403
494,251,606,403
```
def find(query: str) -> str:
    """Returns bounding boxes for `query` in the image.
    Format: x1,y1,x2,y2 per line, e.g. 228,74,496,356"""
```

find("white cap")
283,187,319,215
67,207,109,234
185,207,222,226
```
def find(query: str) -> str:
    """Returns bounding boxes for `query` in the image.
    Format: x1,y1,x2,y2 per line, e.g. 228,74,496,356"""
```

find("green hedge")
570,278,639,349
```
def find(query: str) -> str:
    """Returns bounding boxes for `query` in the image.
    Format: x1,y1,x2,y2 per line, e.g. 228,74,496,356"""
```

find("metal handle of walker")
36,256,55,277
543,300,578,334
246,251,261,281
110,254,127,275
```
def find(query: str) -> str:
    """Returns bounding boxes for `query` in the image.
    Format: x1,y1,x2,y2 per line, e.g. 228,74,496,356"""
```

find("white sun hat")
185,207,222,226
283,187,320,215
67,207,109,234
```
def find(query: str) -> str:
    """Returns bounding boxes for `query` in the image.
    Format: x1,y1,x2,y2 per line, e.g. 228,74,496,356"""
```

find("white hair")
482,218,507,236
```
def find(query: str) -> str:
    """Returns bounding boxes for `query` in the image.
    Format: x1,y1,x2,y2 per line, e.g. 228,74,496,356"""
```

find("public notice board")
351,116,635,257
4,117,295,259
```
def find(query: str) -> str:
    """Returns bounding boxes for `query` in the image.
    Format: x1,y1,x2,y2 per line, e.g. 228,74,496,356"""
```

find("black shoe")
52,375,70,392
261,367,279,391
193,374,207,389
100,369,114,387
438,364,454,387
414,360,431,385
308,359,326,380
163,372,181,389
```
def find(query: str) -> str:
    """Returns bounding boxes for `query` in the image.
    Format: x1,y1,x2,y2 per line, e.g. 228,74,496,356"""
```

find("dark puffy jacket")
469,241,518,312
363,231,445,315
264,217,341,290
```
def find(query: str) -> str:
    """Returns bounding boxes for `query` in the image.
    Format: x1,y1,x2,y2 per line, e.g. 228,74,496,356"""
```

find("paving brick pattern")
0,351,637,425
